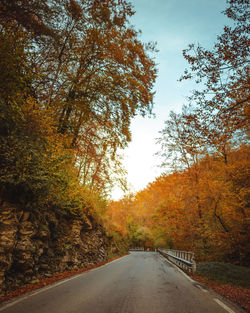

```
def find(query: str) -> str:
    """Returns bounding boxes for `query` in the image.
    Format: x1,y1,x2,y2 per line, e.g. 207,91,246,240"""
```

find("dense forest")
0,0,158,293
106,0,249,265
0,0,249,293
0,0,157,222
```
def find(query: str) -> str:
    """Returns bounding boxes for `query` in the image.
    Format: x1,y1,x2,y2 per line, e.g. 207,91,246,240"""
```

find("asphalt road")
0,252,244,313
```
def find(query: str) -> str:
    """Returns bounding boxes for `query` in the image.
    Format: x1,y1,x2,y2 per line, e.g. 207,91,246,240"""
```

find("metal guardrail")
158,248,196,273
129,247,145,251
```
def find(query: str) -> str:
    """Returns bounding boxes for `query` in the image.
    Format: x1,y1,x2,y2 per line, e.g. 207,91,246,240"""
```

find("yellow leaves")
105,145,249,263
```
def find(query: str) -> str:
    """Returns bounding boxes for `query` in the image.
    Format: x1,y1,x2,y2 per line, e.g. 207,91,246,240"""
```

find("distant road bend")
0,252,244,313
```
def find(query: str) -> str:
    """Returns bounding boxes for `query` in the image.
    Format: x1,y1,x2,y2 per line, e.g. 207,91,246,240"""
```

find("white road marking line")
164,258,195,282
105,255,129,265
159,254,212,294
197,285,208,293
161,254,236,313
159,254,195,282
0,255,129,312
0,296,28,312
177,268,194,282
214,298,236,313
0,273,83,312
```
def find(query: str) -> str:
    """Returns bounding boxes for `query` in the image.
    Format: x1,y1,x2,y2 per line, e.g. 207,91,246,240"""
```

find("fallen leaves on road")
192,274,250,312
0,254,128,303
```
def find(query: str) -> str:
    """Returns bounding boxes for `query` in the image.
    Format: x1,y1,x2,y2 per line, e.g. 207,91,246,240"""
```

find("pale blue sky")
112,0,229,200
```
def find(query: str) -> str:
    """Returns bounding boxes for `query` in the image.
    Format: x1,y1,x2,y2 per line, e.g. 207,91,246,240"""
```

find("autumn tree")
179,0,249,156
0,26,77,208
37,0,157,191
0,0,57,38
0,0,157,198
145,0,250,263
44,0,157,193
156,106,207,172
74,121,127,194
107,144,249,264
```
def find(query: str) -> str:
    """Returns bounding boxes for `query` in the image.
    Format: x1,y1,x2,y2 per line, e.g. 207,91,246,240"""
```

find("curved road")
0,252,244,313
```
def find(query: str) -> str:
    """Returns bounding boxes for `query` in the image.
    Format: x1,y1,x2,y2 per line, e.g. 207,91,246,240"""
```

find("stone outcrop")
0,202,121,295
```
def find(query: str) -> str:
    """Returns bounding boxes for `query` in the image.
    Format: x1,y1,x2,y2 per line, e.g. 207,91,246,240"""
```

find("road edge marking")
0,295,29,312
0,254,130,312
0,273,83,312
196,285,208,293
104,255,129,265
214,298,236,313
160,255,195,283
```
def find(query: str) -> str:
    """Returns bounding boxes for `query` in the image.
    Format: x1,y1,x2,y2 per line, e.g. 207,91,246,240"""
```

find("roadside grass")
196,262,250,288
192,262,250,312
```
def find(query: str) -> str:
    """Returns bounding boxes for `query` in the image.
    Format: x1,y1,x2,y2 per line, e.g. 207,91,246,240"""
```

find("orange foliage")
107,145,249,264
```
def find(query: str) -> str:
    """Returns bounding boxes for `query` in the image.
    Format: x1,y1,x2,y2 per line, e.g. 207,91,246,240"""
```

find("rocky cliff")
0,202,123,295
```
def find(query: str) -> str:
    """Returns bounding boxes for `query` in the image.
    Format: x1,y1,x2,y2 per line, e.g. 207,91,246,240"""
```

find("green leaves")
0,1,157,228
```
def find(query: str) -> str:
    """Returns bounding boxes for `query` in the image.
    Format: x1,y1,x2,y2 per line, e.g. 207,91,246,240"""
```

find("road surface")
0,252,244,313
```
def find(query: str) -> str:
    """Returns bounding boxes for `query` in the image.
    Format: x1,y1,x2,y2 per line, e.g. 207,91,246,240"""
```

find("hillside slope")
0,202,125,295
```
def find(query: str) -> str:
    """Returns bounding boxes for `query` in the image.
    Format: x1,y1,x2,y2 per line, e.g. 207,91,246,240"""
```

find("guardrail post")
158,248,196,274
192,258,196,274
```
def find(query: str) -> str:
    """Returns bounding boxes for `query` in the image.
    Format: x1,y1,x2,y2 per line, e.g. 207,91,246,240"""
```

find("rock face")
0,202,116,295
